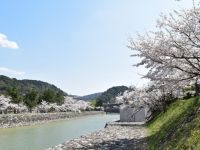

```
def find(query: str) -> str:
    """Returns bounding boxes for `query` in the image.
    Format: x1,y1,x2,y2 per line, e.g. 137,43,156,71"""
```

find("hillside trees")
0,76,66,109
24,90,38,112
128,2,200,95
54,91,65,105
39,89,64,105
0,75,66,96
7,87,21,103
4,87,65,112
95,86,128,106
23,89,65,112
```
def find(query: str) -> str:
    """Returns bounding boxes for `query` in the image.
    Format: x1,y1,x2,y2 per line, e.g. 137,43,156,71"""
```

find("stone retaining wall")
0,111,105,128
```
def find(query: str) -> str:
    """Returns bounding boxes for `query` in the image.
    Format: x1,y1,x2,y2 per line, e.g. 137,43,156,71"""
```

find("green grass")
147,97,200,149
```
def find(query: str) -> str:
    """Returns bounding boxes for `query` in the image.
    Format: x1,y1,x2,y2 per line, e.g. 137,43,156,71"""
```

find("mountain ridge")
78,92,103,101
0,75,67,95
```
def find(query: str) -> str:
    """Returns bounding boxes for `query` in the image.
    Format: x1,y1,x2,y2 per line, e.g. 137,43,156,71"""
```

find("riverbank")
0,111,105,128
147,97,200,149
48,124,148,150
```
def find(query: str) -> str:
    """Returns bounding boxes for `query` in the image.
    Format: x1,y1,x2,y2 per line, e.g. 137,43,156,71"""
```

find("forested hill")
79,92,103,101
0,75,67,95
96,86,128,105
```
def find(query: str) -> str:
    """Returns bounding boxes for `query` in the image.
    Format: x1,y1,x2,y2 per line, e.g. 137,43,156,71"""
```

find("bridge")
103,103,123,113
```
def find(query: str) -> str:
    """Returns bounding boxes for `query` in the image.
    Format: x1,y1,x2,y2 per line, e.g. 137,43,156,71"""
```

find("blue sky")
0,0,193,95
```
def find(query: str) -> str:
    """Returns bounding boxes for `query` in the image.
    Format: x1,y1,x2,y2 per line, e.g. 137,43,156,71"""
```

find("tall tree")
24,90,38,112
54,91,64,105
39,89,64,105
7,87,21,103
41,89,56,103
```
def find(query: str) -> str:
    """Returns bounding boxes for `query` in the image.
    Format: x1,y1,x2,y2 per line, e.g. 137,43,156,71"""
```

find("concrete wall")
134,109,146,122
120,106,146,122
120,107,135,122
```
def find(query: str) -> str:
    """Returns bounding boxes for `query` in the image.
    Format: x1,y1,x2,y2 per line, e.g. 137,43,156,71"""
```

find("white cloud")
0,33,19,49
0,67,25,76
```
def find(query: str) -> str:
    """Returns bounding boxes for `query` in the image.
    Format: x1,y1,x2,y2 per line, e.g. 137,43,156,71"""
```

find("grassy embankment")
147,97,200,149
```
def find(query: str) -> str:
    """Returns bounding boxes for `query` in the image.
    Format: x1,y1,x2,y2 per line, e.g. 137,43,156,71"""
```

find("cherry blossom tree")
36,96,94,113
128,1,200,94
117,79,186,116
0,95,27,114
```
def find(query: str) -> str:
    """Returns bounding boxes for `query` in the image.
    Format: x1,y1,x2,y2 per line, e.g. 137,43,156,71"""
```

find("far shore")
0,111,106,129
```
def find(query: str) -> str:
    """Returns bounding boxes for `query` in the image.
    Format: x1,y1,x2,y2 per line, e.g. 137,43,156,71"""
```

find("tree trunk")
194,81,200,96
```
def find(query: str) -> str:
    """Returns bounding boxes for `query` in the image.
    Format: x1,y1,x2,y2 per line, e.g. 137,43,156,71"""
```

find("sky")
0,0,194,96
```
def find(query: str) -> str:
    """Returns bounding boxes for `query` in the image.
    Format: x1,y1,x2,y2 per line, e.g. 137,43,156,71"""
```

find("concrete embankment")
0,111,105,128
48,123,148,150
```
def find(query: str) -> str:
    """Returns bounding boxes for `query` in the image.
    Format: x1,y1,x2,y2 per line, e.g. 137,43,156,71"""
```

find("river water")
0,114,119,150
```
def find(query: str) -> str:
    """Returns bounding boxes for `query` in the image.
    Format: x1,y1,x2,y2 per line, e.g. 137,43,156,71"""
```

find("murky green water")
0,114,119,150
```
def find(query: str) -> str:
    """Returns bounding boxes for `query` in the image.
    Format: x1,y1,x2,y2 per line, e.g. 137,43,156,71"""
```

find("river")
0,114,119,150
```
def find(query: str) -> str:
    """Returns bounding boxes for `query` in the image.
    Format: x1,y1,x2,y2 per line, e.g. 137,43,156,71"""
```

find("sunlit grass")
147,97,200,149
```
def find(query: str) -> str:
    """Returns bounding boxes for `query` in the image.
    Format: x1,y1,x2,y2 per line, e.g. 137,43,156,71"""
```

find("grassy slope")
147,97,200,149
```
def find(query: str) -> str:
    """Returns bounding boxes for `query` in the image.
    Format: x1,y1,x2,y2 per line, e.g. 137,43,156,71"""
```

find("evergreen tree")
7,87,21,103
24,90,38,112
54,91,64,105
41,89,56,103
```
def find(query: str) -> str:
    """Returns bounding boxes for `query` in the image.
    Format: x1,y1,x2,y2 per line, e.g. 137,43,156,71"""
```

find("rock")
0,111,104,128
48,125,148,150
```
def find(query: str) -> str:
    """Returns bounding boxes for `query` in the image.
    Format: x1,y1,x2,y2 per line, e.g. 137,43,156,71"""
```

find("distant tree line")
0,75,66,112
7,87,64,112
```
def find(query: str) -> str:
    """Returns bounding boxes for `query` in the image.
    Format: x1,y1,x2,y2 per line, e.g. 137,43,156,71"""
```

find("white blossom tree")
128,1,200,94
36,96,94,113
117,79,186,116
0,95,27,114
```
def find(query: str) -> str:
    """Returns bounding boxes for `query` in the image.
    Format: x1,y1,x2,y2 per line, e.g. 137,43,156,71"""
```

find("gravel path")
48,125,148,150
